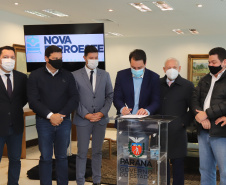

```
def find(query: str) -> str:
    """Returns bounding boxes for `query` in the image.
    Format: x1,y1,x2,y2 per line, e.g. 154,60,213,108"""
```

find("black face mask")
48,59,63,69
208,65,222,75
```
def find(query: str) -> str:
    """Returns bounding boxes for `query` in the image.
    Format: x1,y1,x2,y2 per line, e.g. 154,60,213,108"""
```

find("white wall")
0,10,46,46
105,35,226,120
1,9,226,122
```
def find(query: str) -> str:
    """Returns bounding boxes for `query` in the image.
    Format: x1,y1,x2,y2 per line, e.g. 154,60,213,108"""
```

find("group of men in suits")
1,44,226,185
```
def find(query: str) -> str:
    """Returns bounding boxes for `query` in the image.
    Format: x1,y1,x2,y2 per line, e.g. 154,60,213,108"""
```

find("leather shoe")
93,184,101,185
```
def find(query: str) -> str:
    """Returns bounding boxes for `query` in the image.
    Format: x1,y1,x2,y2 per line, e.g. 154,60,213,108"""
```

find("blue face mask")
131,68,144,78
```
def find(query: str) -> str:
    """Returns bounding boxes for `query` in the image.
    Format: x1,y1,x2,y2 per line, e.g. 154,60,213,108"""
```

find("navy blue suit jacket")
113,68,160,115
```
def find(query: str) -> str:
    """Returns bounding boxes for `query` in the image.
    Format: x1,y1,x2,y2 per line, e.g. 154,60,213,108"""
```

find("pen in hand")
125,103,132,115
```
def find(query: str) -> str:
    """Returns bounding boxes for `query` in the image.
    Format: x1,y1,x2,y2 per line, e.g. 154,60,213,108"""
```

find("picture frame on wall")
187,54,209,87
12,44,27,74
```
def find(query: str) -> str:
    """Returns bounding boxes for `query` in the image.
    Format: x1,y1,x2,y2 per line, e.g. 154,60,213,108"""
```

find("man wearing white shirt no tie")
192,47,226,185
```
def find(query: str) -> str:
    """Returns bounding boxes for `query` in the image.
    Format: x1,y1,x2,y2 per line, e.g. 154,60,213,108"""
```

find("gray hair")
164,57,180,67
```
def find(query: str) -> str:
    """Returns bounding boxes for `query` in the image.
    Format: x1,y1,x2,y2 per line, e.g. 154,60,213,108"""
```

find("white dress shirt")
85,65,97,92
46,65,59,76
0,68,14,90
203,70,225,111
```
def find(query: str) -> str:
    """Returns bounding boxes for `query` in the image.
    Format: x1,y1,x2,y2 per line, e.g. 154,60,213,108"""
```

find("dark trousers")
167,158,184,185
36,117,71,185
0,127,23,185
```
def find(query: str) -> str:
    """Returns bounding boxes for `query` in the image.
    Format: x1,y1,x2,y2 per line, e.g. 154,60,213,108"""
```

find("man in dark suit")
113,49,160,184
27,45,77,185
113,49,160,116
159,58,194,185
0,46,27,185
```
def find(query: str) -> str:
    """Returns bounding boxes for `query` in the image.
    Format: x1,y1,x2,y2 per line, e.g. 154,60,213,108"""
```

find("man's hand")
195,110,207,123
94,112,104,118
200,119,211,129
85,113,94,121
215,116,226,127
136,108,148,115
121,107,132,115
50,113,65,126
85,112,103,122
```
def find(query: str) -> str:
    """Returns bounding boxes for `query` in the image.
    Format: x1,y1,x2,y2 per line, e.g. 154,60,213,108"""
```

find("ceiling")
1,0,226,38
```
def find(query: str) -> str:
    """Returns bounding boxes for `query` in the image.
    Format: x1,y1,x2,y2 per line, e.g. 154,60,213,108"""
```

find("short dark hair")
45,45,62,57
84,45,98,56
0,46,15,55
129,49,146,64
209,47,226,62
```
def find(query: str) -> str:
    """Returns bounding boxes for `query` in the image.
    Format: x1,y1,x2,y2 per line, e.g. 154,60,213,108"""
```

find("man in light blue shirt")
113,49,160,184
114,49,160,116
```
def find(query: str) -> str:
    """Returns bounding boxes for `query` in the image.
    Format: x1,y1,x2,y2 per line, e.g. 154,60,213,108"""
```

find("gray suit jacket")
72,67,113,126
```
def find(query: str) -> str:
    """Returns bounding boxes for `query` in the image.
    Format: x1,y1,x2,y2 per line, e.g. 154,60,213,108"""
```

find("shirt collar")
46,65,59,76
0,68,13,76
210,69,225,80
85,65,97,74
166,78,175,84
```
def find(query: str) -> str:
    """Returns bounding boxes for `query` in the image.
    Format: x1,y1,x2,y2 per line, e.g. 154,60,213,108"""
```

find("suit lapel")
0,75,8,97
139,69,148,106
11,70,18,99
95,68,101,95
81,67,94,94
126,70,134,106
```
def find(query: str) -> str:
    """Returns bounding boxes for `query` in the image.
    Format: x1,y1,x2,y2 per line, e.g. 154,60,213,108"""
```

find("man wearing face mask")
72,45,113,185
113,49,160,184
0,46,27,185
27,45,77,185
159,58,194,185
113,49,160,116
191,47,226,185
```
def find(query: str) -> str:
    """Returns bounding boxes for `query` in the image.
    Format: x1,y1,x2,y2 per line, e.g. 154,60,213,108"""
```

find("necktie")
5,74,12,97
168,81,173,87
90,70,94,86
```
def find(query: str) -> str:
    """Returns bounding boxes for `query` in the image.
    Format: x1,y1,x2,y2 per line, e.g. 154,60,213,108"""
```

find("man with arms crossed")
0,46,27,185
72,45,113,185
191,47,226,185
27,45,77,185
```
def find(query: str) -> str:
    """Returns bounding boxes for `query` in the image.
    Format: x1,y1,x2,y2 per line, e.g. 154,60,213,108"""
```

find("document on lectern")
120,115,148,119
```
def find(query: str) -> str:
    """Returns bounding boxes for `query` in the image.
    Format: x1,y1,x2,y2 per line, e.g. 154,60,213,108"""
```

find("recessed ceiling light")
189,29,199,34
197,4,203,8
25,10,49,17
42,9,69,17
172,29,184,35
14,2,19,5
130,3,152,12
153,1,173,11
93,19,115,23
108,9,114,12
107,32,123,36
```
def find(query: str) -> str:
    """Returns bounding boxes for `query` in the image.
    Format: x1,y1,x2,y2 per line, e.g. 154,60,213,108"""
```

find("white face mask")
1,58,15,72
166,68,179,80
87,59,98,70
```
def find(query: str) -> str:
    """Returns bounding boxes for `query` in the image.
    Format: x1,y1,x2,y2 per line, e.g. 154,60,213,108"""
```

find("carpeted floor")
86,141,220,185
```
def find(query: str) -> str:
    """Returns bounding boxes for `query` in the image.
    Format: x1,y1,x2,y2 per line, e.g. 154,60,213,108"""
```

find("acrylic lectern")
116,115,175,185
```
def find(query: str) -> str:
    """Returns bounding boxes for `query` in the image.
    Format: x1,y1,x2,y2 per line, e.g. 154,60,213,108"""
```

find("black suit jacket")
113,68,160,115
0,70,27,136
159,75,194,159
